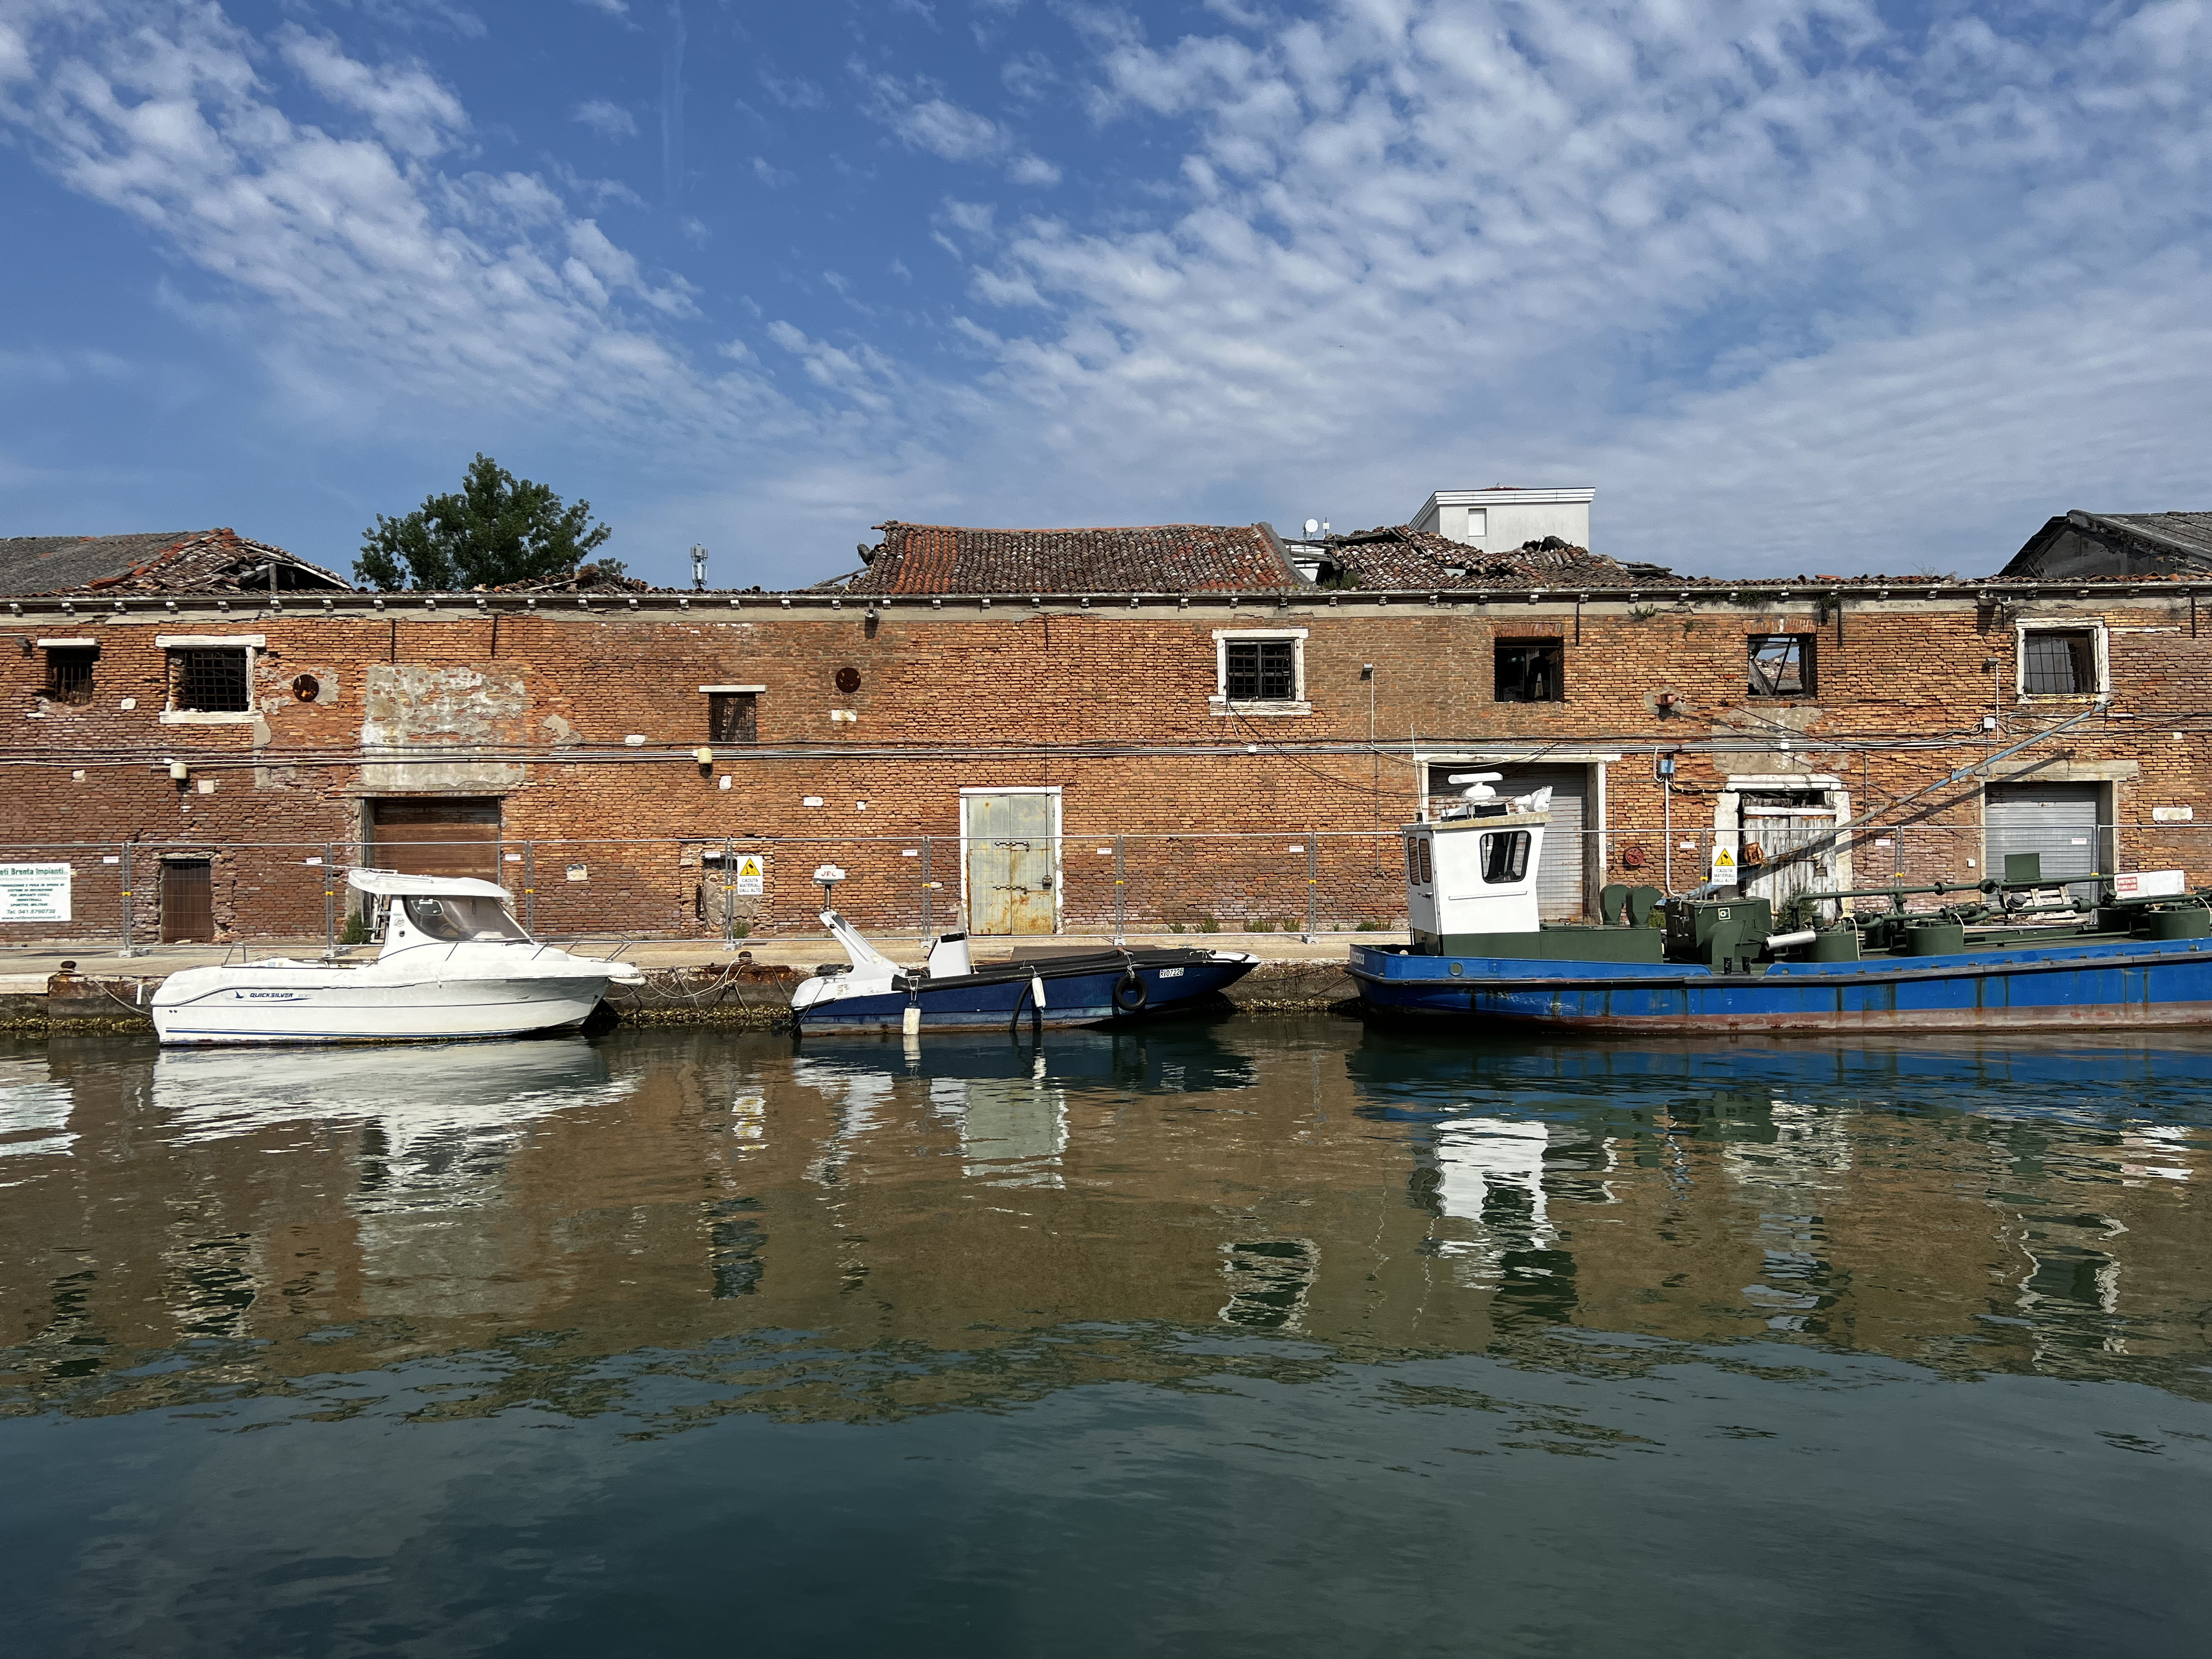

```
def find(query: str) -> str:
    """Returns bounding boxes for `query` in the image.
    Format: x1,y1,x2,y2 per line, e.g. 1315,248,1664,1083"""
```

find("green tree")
356,454,617,590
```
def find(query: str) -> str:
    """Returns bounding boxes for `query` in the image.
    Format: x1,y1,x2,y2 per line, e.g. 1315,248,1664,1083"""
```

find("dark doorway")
160,859,215,943
368,799,502,881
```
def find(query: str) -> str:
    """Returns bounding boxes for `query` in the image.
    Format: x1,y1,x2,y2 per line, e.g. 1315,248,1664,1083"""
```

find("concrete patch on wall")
361,664,529,791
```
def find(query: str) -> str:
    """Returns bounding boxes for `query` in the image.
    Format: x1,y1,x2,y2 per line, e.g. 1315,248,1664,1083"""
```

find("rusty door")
368,798,502,881
160,859,214,943
964,792,1057,935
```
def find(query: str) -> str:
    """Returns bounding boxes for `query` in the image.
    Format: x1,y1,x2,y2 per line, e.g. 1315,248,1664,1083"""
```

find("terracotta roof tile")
846,521,1297,594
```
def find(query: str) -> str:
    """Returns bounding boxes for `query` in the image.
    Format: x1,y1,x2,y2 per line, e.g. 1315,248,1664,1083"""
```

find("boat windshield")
401,895,528,942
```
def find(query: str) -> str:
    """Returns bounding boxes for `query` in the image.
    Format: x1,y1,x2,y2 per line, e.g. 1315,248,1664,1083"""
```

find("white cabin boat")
150,869,643,1045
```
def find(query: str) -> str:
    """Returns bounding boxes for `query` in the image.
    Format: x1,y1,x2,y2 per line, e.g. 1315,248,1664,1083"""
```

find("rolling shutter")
368,799,502,881
1985,782,2101,889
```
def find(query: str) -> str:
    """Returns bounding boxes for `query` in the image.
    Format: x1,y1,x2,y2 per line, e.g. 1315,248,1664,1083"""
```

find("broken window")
2021,629,2098,696
43,646,97,706
1224,639,1297,702
708,691,758,743
1479,830,1531,884
171,648,250,713
1747,634,1815,698
1494,639,1563,703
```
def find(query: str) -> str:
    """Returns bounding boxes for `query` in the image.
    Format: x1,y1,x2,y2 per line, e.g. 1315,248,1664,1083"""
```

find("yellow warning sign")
1709,845,1736,878
734,854,765,895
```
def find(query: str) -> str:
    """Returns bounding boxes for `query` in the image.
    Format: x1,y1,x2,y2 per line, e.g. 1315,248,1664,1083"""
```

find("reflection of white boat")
150,869,643,1045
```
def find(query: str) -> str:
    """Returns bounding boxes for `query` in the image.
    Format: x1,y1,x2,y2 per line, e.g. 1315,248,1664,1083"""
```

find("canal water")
3,1018,2210,1656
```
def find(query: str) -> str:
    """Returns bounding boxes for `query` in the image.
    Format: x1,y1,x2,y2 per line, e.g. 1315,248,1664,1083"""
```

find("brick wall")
5,589,2207,939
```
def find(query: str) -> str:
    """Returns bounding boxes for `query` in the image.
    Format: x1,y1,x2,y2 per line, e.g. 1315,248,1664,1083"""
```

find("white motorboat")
150,869,644,1045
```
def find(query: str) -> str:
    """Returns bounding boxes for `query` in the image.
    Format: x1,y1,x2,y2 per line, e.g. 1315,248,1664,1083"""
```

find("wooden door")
964,793,1057,935
160,859,214,942
368,799,502,881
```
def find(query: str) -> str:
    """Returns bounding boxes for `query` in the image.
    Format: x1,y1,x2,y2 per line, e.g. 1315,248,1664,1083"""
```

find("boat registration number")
1159,968,1184,979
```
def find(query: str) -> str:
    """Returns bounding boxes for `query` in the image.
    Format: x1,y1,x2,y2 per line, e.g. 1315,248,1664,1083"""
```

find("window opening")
44,646,97,706
401,896,525,942
1405,835,1421,885
1493,640,1563,703
2022,630,2096,696
173,648,249,713
1747,634,1815,697
1417,838,1434,885
708,691,758,743
1224,639,1297,702
1480,830,1531,884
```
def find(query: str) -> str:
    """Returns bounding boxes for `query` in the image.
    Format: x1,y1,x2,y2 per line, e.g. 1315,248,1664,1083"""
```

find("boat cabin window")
1494,639,1563,703
1405,837,1420,885
401,895,526,942
1479,830,1531,884
1417,838,1434,885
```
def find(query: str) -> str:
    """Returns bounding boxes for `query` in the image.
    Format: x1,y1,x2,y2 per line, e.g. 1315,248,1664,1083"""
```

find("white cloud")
854,65,1055,184
570,97,636,140
573,0,628,16
276,25,466,157
0,2,735,434
935,0,2212,571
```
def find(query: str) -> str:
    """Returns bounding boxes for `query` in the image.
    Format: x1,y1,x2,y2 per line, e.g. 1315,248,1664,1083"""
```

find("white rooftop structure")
1410,487,1595,555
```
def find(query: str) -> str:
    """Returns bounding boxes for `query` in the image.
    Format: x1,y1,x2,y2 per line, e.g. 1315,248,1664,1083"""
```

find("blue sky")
2,0,2208,587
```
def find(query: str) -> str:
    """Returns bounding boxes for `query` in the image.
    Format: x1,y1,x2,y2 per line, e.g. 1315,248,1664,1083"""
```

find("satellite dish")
1303,518,1321,537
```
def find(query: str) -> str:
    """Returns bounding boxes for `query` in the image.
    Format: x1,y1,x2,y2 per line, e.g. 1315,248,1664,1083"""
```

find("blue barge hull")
1348,935,2212,1034
796,951,1256,1034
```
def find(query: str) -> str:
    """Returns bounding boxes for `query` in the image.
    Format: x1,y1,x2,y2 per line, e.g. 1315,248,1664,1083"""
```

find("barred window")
1224,639,1297,701
2022,629,2096,696
44,646,97,706
1747,634,1815,697
172,648,250,713
708,691,758,743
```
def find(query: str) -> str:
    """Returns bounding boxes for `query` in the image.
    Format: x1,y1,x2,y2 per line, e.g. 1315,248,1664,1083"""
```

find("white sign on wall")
0,863,72,922
2153,806,2195,823
2114,870,2188,899
733,855,765,896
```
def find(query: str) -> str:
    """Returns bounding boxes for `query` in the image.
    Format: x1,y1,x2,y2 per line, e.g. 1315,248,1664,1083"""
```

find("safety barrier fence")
0,817,2194,954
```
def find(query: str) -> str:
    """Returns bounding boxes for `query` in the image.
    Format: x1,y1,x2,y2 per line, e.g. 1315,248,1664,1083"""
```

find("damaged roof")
0,529,352,596
2001,511,2212,581
1319,524,1678,589
843,521,1300,594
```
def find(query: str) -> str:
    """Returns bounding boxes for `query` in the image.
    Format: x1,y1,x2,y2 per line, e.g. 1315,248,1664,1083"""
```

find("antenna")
690,544,708,591
1303,518,1320,538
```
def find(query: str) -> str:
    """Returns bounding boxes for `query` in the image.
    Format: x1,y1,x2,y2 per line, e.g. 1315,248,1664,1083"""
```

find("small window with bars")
171,648,251,713
1747,634,1815,698
2021,629,2098,696
1223,639,1298,702
708,691,758,743
43,646,97,706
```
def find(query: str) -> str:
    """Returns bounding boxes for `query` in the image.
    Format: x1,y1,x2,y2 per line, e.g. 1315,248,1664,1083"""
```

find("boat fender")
1114,972,1149,1012
1030,973,1047,1010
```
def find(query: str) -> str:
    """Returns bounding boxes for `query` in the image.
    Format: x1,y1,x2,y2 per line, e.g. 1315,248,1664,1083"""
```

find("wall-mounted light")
695,746,714,774
1360,663,1374,680
168,760,189,787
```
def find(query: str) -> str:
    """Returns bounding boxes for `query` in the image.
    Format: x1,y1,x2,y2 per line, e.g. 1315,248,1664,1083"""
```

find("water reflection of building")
1,1027,2209,1417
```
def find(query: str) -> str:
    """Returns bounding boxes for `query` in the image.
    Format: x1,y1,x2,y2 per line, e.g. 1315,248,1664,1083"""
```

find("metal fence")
0,817,2201,953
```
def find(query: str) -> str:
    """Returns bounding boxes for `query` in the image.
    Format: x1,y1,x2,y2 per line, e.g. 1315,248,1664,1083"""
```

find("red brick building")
4,516,2208,943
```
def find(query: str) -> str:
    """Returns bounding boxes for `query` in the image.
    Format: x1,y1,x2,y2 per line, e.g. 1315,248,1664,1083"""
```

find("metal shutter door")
369,799,503,881
1985,783,2100,886
1501,764,1587,920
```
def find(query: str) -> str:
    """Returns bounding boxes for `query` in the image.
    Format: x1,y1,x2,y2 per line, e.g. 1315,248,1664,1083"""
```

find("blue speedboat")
791,910,1259,1034
1349,775,2212,1035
